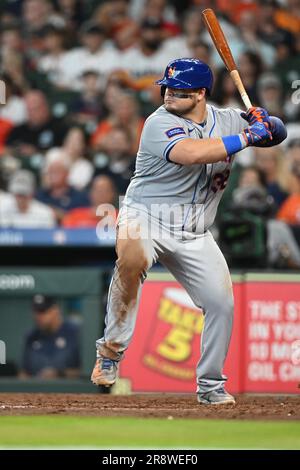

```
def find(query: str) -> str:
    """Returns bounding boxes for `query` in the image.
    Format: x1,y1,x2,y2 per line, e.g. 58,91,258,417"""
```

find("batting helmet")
156,58,213,95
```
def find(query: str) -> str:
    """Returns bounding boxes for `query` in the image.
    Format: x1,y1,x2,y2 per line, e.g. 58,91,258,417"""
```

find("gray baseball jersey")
124,104,247,232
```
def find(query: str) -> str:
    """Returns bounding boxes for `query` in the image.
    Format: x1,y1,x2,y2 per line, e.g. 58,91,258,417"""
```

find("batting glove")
253,116,287,147
242,121,273,146
241,106,271,127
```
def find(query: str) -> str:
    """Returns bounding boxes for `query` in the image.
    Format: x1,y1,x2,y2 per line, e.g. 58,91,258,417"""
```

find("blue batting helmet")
156,58,213,95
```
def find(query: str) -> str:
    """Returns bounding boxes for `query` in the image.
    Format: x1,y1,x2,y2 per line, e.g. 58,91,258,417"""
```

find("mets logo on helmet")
168,66,177,78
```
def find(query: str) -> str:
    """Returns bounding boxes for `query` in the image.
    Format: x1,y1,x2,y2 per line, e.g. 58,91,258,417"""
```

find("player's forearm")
170,137,243,165
169,119,273,165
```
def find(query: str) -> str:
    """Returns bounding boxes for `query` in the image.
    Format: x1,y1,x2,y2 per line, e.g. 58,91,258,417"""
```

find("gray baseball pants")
96,206,234,394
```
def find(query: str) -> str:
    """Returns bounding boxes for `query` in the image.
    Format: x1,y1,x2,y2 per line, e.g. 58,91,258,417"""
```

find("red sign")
120,277,243,393
243,281,300,393
120,275,300,394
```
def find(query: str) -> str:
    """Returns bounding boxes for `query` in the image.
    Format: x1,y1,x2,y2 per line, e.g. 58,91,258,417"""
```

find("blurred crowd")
0,0,299,265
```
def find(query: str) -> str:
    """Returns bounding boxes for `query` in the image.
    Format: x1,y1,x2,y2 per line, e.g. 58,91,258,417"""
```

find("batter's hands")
242,121,273,146
252,116,287,148
241,106,271,128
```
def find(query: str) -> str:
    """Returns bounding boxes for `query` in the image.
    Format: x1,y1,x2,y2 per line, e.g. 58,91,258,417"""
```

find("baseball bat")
202,8,252,110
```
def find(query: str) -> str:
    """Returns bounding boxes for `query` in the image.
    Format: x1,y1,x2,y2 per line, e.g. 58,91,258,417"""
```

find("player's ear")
197,88,206,102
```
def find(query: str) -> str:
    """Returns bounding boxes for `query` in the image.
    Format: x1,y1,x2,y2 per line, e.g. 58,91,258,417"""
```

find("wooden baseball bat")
202,8,252,110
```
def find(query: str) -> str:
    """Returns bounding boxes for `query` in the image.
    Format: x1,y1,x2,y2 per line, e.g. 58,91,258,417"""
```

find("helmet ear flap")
161,85,166,97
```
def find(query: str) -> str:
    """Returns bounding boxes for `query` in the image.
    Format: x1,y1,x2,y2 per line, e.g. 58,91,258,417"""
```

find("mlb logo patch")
165,127,186,138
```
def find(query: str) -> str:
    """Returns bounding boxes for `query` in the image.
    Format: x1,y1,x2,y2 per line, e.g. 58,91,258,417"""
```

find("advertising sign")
243,274,300,393
120,273,243,393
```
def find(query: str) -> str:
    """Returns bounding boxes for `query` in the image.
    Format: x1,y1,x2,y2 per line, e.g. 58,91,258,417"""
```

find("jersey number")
211,169,230,193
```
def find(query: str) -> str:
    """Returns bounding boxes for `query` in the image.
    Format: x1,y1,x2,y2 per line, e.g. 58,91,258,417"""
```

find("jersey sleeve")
141,113,189,162
228,107,248,134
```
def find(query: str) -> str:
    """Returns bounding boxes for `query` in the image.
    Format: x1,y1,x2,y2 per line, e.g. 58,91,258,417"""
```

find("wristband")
221,135,246,158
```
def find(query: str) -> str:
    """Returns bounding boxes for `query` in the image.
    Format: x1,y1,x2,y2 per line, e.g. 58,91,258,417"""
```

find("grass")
0,416,299,449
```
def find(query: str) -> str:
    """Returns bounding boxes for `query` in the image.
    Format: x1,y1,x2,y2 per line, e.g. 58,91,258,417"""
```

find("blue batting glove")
242,121,273,146
253,116,287,147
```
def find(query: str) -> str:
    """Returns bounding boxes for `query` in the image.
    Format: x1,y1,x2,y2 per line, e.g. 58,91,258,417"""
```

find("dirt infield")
0,393,299,420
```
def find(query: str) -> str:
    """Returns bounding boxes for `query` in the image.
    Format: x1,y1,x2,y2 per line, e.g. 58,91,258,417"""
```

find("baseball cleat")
91,356,118,387
197,387,236,405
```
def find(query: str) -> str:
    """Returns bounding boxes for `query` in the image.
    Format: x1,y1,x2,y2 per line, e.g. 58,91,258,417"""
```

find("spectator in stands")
238,9,276,66
257,73,284,120
258,0,294,51
59,20,120,90
63,127,94,190
130,0,177,24
0,25,30,94
113,20,140,52
285,123,300,149
22,0,61,36
120,18,172,82
37,24,68,88
140,0,179,38
37,148,89,222
190,40,212,66
55,0,84,31
254,146,289,210
94,127,135,195
0,23,24,65
94,0,131,37
0,169,56,228
62,175,117,228
20,294,80,379
91,92,144,154
203,8,275,69
0,74,27,126
277,139,300,225
163,6,207,59
101,81,125,114
0,189,12,203
232,166,300,268
5,90,68,157
1,21,23,49
71,70,105,127
21,0,64,62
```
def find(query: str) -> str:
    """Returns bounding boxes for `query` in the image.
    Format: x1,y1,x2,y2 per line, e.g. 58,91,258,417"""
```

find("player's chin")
165,102,179,113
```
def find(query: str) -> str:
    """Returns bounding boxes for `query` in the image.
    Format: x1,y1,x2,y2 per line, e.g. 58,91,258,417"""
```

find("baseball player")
91,58,287,404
